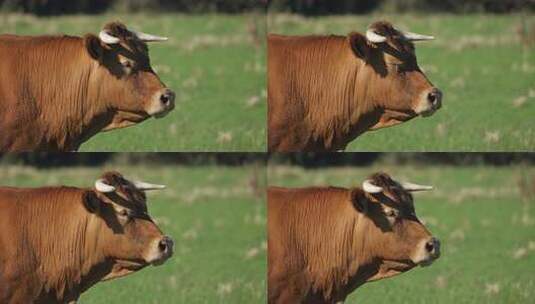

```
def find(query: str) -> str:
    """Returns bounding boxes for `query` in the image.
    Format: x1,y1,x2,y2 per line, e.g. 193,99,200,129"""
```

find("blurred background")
0,2,266,152
268,1,535,152
1,0,532,15
0,153,266,303
268,153,535,303
0,0,264,15
269,0,534,14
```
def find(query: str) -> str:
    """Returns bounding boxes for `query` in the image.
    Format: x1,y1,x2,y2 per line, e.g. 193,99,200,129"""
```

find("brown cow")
268,21,443,152
0,171,174,303
268,172,440,303
0,22,175,151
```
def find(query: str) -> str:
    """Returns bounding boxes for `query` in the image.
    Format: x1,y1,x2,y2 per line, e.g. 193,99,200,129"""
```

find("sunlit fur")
0,22,167,151
0,171,167,303
268,172,435,303
268,21,437,152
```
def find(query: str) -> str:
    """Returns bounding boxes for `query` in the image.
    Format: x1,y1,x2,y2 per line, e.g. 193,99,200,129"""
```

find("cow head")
349,21,442,129
351,172,440,281
84,22,175,130
83,171,173,279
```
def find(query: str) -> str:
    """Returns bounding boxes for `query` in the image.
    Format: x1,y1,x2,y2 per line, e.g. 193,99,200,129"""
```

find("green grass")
268,13,535,151
0,164,266,303
268,163,535,303
0,13,266,151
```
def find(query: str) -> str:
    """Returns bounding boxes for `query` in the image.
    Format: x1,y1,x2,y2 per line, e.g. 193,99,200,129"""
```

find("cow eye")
385,208,399,218
121,60,134,69
118,209,129,219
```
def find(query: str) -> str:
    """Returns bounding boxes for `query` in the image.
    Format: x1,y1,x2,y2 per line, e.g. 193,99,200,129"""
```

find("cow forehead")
367,173,415,208
110,41,150,62
381,187,414,208
380,40,416,63
100,172,148,211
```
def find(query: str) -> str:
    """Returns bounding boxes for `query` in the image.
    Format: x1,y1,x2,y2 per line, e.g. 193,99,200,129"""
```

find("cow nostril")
425,240,435,253
160,94,170,105
160,90,175,106
427,92,437,104
425,237,441,255
158,238,168,252
427,89,442,106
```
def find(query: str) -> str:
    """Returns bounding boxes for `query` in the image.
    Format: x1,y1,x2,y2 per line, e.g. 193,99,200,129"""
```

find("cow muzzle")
412,237,441,267
146,235,174,266
147,89,176,118
414,88,442,117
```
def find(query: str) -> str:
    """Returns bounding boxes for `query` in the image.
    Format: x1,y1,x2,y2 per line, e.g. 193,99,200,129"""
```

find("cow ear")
85,34,104,61
349,32,372,61
83,191,102,213
351,188,369,214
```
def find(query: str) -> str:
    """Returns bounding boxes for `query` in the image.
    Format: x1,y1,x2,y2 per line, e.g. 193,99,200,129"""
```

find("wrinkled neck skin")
306,209,413,303
25,194,141,302
18,37,148,151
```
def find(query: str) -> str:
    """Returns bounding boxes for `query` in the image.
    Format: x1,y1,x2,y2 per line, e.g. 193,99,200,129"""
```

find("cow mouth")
418,252,440,267
418,98,442,117
419,106,439,117
149,249,173,266
153,107,173,119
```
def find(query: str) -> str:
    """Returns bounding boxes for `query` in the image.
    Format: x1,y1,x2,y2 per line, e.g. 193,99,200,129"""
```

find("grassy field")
268,14,535,151
0,13,266,151
0,164,266,303
268,163,535,303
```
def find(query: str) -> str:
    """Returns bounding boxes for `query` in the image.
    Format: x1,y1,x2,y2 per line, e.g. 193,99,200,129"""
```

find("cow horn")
95,179,116,193
362,179,383,193
98,30,121,44
401,30,435,41
133,180,166,191
401,181,433,191
132,30,168,42
365,29,387,43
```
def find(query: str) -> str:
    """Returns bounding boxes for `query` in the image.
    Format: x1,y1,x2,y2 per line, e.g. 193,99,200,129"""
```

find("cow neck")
299,191,366,301
22,188,109,301
303,36,377,150
21,37,111,150
313,199,388,301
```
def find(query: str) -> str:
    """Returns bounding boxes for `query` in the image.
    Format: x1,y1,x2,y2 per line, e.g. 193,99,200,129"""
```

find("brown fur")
268,172,435,303
0,22,169,151
268,21,437,152
0,171,169,303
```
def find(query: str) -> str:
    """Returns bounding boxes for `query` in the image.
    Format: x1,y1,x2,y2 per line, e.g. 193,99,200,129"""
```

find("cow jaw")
102,259,147,281
102,110,150,131
367,259,416,282
369,109,416,130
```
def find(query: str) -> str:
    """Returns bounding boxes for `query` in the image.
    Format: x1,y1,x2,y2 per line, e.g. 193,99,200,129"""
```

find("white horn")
98,30,120,44
95,179,116,193
133,180,166,191
401,181,433,192
132,30,168,42
365,29,387,43
362,179,383,193
401,30,435,41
